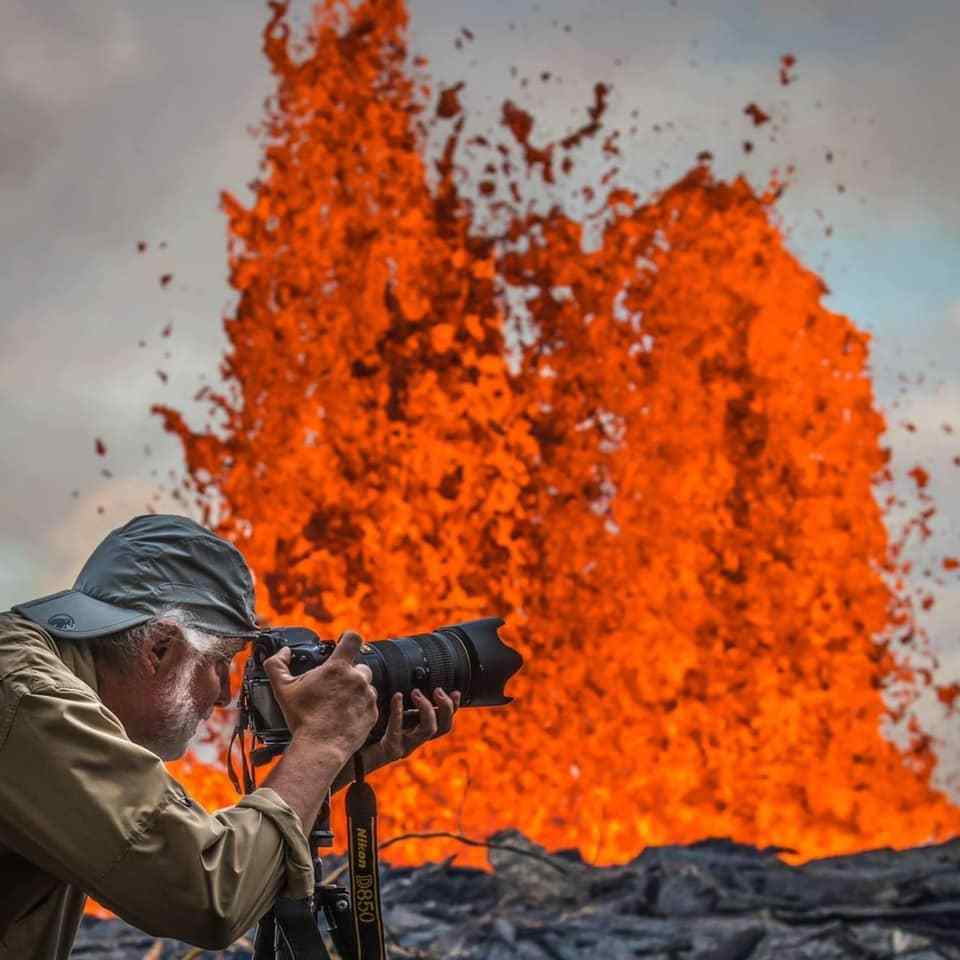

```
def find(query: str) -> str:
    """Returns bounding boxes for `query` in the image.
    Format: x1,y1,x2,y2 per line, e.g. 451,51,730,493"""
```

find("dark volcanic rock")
73,830,960,958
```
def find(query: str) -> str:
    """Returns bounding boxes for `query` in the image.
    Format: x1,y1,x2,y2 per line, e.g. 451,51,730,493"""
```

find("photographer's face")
151,637,241,760
100,622,245,760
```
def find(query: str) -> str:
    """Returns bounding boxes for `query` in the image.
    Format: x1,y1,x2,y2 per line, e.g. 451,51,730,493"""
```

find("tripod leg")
273,896,336,960
253,910,277,960
274,920,302,960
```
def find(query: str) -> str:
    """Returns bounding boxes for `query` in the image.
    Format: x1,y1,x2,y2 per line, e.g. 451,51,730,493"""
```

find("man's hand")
263,629,378,760
331,686,462,791
377,686,462,763
261,629,380,838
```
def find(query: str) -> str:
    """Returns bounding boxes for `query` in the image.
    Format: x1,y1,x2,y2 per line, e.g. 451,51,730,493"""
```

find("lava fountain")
154,0,960,869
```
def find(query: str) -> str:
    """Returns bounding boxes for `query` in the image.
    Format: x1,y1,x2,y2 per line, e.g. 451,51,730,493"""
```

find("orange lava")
150,0,960,872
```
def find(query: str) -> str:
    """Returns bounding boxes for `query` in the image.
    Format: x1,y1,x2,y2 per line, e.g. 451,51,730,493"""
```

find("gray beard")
143,657,207,761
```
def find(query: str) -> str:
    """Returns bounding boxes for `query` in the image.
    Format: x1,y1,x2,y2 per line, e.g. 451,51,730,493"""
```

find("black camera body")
242,617,523,752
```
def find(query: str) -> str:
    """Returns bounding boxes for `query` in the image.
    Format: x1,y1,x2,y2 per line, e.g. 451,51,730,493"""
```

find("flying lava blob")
153,0,960,868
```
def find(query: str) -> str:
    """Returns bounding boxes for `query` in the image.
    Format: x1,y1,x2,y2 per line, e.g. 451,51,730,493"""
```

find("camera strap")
346,754,386,960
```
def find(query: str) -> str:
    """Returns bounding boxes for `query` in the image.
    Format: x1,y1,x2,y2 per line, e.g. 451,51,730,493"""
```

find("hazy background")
2,0,958,785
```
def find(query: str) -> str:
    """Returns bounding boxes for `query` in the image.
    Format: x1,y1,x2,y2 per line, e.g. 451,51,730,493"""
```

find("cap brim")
13,589,153,640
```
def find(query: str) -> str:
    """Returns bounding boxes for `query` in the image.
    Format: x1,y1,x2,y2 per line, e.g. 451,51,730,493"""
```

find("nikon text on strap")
346,754,386,959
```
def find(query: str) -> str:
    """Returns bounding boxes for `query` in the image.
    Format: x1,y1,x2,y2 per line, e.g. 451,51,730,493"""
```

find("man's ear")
145,622,187,675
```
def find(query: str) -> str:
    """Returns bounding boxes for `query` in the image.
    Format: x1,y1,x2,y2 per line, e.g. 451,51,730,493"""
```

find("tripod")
251,751,386,960
253,792,358,960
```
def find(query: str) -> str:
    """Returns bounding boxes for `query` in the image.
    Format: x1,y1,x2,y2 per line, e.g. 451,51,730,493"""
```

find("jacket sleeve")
0,656,314,949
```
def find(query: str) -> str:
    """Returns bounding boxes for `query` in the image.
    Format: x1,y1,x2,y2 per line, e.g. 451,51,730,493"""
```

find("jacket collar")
52,635,100,695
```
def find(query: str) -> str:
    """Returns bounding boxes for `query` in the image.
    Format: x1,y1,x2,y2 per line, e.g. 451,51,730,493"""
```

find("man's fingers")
376,693,404,761
385,693,403,739
263,646,293,685
433,688,456,733
412,688,439,737
330,629,363,664
355,663,373,684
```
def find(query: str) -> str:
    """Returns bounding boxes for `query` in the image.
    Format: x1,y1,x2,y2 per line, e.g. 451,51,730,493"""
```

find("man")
0,514,460,959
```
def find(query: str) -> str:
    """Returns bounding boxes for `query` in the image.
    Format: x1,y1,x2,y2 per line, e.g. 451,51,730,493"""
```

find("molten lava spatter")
154,0,960,869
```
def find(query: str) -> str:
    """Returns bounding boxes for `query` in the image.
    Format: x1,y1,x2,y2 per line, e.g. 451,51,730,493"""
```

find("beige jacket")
0,613,313,959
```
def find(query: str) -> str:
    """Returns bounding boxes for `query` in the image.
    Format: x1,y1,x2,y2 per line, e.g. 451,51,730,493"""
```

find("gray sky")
2,0,959,785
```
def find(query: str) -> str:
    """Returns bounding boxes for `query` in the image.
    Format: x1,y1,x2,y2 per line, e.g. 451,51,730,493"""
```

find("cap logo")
48,613,77,631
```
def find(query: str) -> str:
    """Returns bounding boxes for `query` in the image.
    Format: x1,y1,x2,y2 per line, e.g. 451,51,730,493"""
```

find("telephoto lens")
243,617,523,751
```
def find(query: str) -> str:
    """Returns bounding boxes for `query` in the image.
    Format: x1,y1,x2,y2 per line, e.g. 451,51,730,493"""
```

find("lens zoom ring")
417,632,456,692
